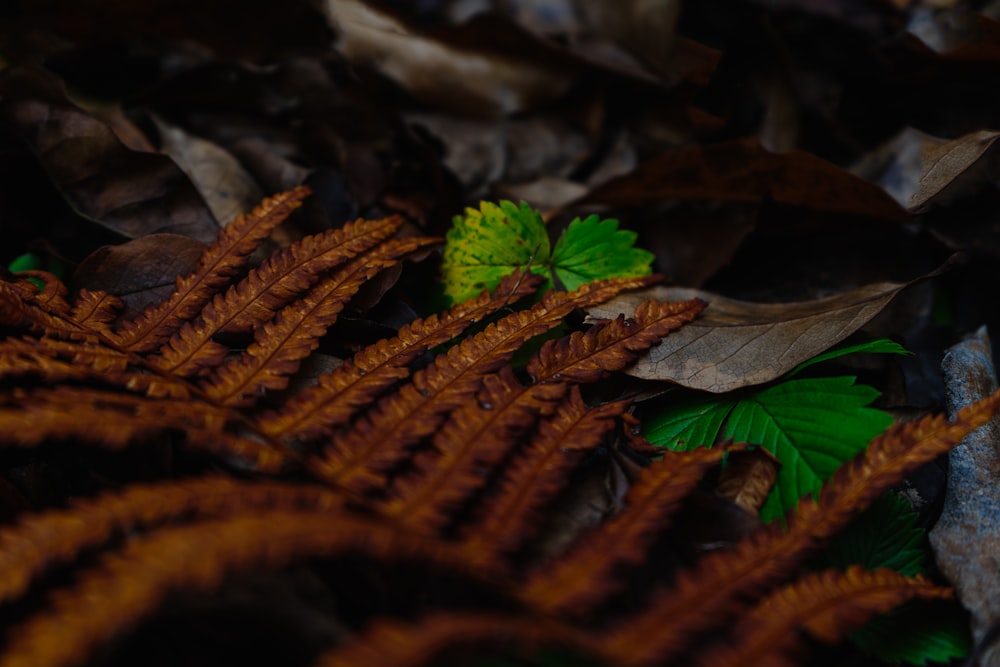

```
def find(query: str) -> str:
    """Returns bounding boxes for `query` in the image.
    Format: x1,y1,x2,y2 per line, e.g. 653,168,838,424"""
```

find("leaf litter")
2,1,1000,665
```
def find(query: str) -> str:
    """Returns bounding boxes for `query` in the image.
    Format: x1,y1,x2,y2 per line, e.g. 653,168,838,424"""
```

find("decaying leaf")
577,138,910,223
910,130,1000,211
716,448,780,516
152,116,265,226
323,0,578,116
588,279,919,393
0,65,219,243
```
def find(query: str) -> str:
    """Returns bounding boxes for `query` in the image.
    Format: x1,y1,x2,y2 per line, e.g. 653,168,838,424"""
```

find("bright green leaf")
788,337,911,377
549,215,655,292
441,201,653,303
643,377,892,522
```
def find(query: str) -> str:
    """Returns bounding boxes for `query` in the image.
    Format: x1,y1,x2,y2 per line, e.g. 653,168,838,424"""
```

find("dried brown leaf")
717,448,780,516
910,129,1000,211
0,65,219,243
588,279,919,392
578,138,909,222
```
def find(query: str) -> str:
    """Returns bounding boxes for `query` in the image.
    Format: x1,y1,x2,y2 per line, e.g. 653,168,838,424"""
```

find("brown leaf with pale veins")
588,277,924,392
910,129,1000,211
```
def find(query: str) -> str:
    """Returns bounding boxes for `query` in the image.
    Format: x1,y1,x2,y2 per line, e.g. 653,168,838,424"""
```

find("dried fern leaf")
112,186,310,353
202,236,435,406
600,387,1000,666
383,297,706,529
0,336,131,382
526,298,706,384
311,275,657,494
523,445,730,615
68,289,122,333
458,386,626,559
0,385,231,447
0,510,484,667
13,271,71,312
256,270,545,441
697,566,951,667
0,281,94,339
0,476,342,606
155,216,403,376
313,611,597,667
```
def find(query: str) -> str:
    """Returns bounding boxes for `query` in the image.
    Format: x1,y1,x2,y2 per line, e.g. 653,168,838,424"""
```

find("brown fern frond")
0,281,94,339
309,275,658,494
0,386,231,448
522,445,731,615
697,566,951,667
14,271,72,312
384,366,561,529
600,387,1000,666
155,216,403,376
0,336,130,382
68,289,122,332
0,510,486,667
313,611,598,667
256,270,545,441
0,476,342,607
381,297,705,529
202,236,436,406
458,386,626,559
525,298,706,384
112,186,311,353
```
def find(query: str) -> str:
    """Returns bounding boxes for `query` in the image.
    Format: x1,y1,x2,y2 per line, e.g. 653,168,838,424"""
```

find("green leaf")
850,602,970,666
549,215,655,292
442,201,550,304
820,493,970,665
643,377,892,521
8,252,42,273
823,493,925,576
788,337,911,377
441,201,653,303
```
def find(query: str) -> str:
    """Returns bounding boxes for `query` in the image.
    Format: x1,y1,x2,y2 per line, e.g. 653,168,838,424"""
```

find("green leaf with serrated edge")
823,493,925,576
441,202,653,303
850,603,970,666
442,201,550,304
643,377,892,522
549,215,655,292
788,338,911,377
819,493,970,665
643,397,736,452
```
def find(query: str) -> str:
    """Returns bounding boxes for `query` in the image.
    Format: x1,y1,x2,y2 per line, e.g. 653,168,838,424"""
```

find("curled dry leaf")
716,448,780,516
909,129,1000,211
588,278,922,393
153,116,265,226
0,65,219,243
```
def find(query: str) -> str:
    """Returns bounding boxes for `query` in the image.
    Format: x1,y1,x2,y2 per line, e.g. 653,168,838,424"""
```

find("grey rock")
929,326,1000,666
